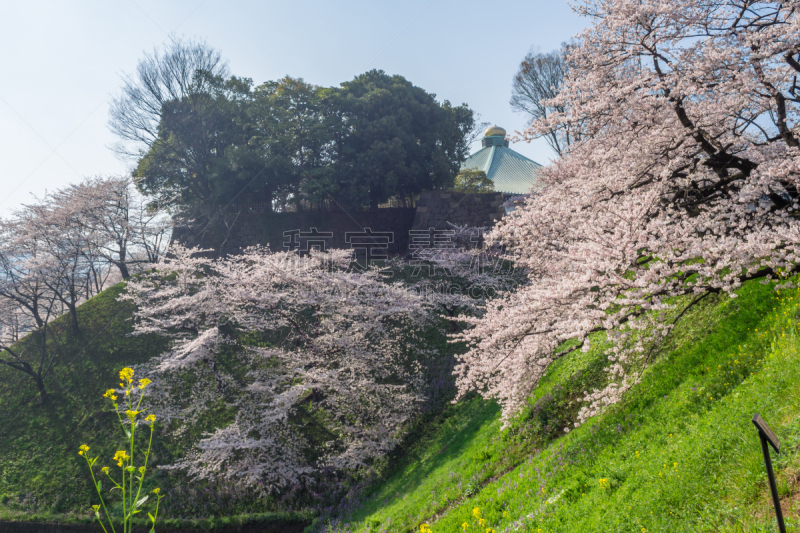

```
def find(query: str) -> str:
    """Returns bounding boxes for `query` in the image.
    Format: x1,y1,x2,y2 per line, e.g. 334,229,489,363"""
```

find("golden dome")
484,125,506,138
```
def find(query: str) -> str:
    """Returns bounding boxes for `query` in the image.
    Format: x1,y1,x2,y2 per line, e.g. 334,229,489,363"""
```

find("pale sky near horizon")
0,1,588,217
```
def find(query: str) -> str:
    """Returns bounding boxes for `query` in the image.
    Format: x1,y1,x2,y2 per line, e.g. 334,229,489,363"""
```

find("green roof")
460,142,544,195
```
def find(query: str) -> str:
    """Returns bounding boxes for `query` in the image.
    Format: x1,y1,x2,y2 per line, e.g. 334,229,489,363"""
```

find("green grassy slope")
0,271,458,527
4,275,800,532
0,284,313,528
0,283,169,519
332,279,800,533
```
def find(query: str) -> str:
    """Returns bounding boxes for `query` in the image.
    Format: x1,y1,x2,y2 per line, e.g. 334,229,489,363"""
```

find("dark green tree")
453,168,494,193
249,77,339,211
133,75,262,208
332,70,474,209
125,62,476,212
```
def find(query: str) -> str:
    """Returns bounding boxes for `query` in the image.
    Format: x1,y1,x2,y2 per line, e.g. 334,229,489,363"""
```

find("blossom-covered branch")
123,245,437,489
455,0,800,425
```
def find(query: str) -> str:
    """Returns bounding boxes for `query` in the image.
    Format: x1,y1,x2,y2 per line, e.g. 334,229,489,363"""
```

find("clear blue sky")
0,0,587,216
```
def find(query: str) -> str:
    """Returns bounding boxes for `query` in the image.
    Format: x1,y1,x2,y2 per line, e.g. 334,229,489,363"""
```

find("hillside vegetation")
0,283,168,519
0,283,309,529
2,277,800,533
327,278,800,532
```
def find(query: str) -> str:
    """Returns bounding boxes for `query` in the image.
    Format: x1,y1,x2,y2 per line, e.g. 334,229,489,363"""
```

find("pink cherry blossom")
454,0,800,424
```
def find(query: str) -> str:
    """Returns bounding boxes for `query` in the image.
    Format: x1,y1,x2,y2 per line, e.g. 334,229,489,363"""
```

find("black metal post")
758,432,786,533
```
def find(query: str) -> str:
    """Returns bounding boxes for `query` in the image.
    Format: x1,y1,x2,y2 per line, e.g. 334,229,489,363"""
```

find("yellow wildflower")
103,389,116,398
598,478,610,489
145,414,156,423
119,367,134,382
101,467,109,475
139,466,146,475
113,450,130,467
78,444,90,456
473,507,481,519
111,395,118,401
125,410,140,420
138,378,152,389
153,487,160,495
462,523,469,531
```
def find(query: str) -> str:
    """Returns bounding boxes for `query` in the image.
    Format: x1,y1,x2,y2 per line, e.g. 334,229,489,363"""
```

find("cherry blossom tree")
0,296,27,346
16,200,94,335
455,0,800,425
405,224,525,330
0,218,68,400
49,176,171,280
123,245,437,489
0,176,169,397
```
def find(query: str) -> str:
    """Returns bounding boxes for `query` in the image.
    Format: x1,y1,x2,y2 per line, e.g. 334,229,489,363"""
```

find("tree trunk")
35,374,48,403
117,261,130,280
68,304,80,336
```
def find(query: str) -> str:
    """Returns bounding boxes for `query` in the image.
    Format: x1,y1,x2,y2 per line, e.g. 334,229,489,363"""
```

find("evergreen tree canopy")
120,46,475,212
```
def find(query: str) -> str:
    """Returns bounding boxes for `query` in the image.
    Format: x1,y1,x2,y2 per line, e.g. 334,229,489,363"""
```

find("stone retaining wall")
171,192,506,256
411,191,505,230
172,207,417,257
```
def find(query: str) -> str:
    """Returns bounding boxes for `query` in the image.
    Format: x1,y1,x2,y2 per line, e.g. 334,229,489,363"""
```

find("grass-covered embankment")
332,278,800,532
4,272,800,532
0,283,167,520
0,283,308,530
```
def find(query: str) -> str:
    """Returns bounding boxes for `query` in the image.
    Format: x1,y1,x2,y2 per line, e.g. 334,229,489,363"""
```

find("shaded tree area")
113,40,476,213
332,70,475,208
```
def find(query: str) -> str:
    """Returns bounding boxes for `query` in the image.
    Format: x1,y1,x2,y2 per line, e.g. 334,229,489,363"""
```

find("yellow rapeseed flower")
125,410,140,420
473,507,481,519
138,378,152,389
119,367,134,382
101,467,109,475
78,444,90,456
145,414,156,423
112,450,130,467
153,487,160,495
462,523,469,531
103,389,116,398
599,478,610,489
